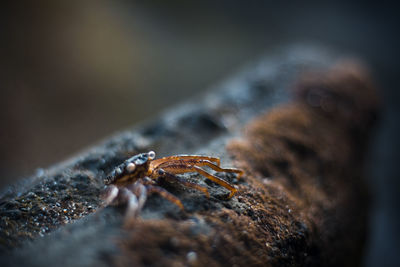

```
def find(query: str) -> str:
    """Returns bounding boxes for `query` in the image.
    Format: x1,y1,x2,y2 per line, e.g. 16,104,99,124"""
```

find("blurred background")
1,1,399,266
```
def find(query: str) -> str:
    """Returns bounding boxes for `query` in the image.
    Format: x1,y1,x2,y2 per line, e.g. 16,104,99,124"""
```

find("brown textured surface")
113,62,379,266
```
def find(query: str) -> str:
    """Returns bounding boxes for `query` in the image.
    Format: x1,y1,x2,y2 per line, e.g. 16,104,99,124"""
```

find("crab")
103,151,243,218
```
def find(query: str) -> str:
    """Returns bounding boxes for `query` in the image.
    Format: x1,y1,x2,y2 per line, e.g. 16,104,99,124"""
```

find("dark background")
1,1,399,266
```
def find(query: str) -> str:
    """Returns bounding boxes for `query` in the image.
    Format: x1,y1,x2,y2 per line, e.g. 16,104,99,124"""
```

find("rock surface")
0,45,379,266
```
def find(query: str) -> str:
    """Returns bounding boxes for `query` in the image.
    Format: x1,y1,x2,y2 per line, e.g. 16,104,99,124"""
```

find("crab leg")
192,159,243,178
150,155,220,169
145,184,184,210
152,158,242,178
193,166,237,198
156,169,210,198
154,164,237,198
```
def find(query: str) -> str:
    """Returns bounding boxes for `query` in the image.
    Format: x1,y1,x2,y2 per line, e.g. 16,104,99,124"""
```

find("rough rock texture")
0,45,379,266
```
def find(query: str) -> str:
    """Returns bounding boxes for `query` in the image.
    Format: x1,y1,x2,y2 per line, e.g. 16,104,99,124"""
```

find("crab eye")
126,163,136,172
148,151,156,160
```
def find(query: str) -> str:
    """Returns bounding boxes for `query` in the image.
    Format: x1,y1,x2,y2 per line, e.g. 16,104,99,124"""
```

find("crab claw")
118,188,140,218
127,182,148,212
103,185,119,205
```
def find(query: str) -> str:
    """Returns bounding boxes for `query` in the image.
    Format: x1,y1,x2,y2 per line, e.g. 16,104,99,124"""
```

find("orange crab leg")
153,158,243,179
145,184,184,210
154,164,237,198
192,159,243,178
150,155,221,169
156,169,210,198
193,166,237,198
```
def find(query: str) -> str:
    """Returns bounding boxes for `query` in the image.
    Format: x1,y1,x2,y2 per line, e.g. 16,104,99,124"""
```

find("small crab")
103,151,242,217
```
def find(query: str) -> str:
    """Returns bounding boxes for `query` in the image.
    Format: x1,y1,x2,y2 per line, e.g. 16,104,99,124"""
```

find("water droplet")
186,251,197,264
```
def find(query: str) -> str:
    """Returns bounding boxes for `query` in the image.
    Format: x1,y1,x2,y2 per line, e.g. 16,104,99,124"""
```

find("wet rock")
0,45,378,266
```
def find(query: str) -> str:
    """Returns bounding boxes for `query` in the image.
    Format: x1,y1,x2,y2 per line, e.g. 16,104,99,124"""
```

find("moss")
113,62,378,266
